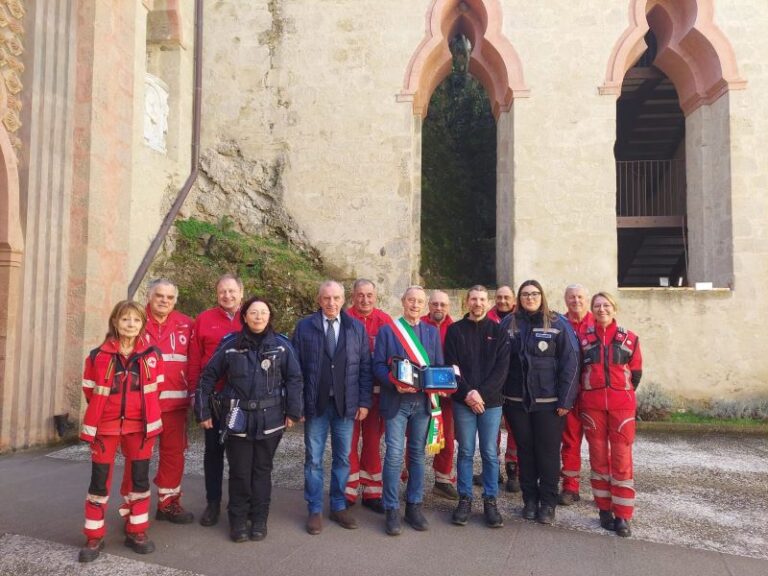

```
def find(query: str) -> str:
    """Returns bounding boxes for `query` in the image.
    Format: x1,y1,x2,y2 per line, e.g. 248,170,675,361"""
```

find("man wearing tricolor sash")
373,286,443,536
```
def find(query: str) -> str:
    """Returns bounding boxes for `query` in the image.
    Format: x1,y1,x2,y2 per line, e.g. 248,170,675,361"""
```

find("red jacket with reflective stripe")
144,307,193,412
579,321,643,411
187,306,242,395
80,336,164,441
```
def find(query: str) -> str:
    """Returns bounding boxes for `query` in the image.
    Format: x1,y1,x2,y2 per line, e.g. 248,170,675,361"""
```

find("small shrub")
636,381,676,421
703,397,768,421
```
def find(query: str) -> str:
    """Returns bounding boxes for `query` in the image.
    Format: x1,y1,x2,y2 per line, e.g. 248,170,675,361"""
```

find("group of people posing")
76,274,642,563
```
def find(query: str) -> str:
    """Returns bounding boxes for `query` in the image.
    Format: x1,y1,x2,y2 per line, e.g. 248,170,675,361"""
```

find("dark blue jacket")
292,310,373,419
373,320,443,419
500,311,579,412
194,329,303,439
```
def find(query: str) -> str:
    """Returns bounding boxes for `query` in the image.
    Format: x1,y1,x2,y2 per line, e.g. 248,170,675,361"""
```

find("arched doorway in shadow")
421,34,497,287
400,0,529,286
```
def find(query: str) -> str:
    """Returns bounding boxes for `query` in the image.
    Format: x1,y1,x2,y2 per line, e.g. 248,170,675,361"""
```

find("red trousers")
121,409,188,510
500,416,517,465
347,395,384,502
84,432,155,539
560,404,583,492
581,408,636,520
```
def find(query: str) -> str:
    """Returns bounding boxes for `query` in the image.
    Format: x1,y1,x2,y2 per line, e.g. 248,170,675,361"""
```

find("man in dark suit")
292,280,372,535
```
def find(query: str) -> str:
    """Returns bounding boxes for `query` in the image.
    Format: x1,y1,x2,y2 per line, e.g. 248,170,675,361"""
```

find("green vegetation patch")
152,217,324,334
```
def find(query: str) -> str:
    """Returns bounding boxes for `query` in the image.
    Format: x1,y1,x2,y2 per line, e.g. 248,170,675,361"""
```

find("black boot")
404,503,429,531
229,519,248,543
505,463,521,493
200,501,220,527
451,496,471,526
78,538,104,563
521,500,537,521
483,497,504,528
614,517,632,537
599,510,615,531
536,504,556,525
385,509,402,536
250,519,267,541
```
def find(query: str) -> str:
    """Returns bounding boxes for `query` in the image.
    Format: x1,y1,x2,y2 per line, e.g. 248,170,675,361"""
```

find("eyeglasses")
520,291,541,299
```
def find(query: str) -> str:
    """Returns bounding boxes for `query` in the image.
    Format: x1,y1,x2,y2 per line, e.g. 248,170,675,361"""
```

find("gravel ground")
49,426,768,559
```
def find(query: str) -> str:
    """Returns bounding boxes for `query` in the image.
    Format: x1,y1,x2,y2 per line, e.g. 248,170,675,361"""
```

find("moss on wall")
151,217,325,334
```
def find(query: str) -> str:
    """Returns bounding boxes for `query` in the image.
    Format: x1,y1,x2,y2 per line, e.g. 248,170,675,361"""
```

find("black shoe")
599,510,615,531
124,532,155,554
558,490,581,506
451,496,471,526
78,538,104,563
483,497,504,528
249,520,267,541
362,498,385,514
385,509,402,536
200,502,220,527
536,504,556,525
472,474,482,487
505,463,521,493
156,499,194,524
522,500,537,521
404,503,429,531
230,522,249,543
614,517,632,537
432,481,459,501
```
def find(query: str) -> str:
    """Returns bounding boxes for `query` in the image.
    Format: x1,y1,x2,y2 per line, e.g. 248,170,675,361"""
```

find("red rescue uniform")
121,308,193,512
345,306,393,503
421,314,456,485
560,311,595,493
487,306,518,468
579,321,643,521
81,336,163,539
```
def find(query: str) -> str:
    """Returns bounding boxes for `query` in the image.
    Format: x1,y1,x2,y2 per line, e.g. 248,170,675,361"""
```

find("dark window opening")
616,30,688,287
420,34,497,288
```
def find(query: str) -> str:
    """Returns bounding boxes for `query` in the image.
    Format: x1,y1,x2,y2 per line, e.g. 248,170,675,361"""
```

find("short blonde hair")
591,291,618,313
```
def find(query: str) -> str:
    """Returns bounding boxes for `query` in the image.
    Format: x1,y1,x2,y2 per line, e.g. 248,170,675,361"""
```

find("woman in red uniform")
78,300,164,562
579,292,642,538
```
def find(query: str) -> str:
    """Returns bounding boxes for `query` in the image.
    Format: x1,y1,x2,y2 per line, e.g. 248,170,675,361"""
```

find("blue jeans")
454,402,502,499
382,395,431,510
304,403,354,514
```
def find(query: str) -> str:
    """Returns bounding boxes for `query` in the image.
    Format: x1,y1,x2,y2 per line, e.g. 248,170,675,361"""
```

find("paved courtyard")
0,427,766,576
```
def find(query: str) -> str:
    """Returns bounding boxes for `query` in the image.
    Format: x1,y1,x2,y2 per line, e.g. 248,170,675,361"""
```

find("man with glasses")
420,290,458,500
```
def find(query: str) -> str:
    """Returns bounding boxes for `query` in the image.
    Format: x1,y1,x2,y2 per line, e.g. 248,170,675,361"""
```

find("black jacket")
444,315,511,408
195,328,303,439
500,311,579,413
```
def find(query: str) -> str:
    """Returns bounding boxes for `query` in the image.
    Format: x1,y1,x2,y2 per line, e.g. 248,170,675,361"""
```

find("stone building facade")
1,0,766,451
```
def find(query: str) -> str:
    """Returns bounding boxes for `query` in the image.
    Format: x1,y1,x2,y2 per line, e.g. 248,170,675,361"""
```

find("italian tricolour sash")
391,317,445,455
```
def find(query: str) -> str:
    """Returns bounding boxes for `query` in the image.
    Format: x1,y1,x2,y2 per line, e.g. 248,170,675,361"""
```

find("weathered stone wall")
182,0,767,401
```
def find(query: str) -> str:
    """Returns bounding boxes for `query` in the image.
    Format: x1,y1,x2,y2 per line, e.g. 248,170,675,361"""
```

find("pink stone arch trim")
0,78,22,258
600,0,746,115
399,0,529,119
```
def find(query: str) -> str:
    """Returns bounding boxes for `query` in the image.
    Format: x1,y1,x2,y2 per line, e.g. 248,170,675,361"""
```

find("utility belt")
239,396,284,410
217,390,286,444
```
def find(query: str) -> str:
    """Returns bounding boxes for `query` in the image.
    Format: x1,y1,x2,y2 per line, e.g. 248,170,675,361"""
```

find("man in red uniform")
121,279,195,523
559,284,595,505
344,279,393,513
420,290,458,500
188,273,243,527
483,285,520,493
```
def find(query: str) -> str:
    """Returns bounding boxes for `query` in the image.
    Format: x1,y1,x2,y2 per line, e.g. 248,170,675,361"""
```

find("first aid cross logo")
147,357,157,368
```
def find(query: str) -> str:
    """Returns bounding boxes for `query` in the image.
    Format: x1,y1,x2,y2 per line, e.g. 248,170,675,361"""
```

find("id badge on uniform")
397,358,414,386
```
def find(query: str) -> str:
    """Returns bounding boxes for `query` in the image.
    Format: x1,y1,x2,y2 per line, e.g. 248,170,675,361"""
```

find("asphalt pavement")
0,427,766,576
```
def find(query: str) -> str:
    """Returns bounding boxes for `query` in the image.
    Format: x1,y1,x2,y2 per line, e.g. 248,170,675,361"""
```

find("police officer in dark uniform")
196,296,303,542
